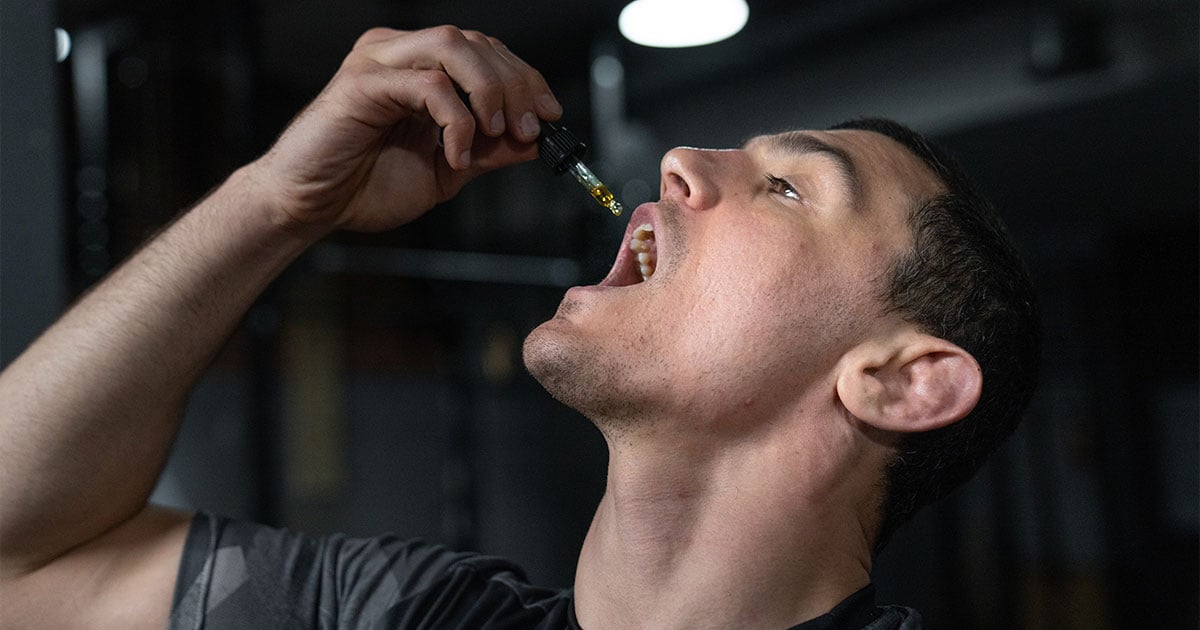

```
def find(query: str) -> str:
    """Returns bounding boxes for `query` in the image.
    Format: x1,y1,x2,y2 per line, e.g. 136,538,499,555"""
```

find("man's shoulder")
170,512,577,629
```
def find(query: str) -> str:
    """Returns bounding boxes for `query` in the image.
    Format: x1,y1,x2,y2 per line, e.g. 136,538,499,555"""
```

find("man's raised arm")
0,26,560,628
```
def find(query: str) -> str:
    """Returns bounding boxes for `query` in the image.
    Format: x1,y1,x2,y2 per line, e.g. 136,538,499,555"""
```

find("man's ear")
836,331,982,434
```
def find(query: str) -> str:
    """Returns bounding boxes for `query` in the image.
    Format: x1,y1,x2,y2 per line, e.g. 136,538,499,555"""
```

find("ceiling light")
619,0,749,48
55,28,72,62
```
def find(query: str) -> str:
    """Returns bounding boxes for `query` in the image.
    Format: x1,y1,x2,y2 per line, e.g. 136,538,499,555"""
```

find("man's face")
523,129,944,431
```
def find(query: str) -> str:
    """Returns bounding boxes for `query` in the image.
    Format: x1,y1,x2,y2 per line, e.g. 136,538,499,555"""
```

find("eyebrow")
756,131,862,208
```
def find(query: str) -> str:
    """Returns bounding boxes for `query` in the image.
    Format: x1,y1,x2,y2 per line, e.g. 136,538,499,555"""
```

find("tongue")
598,238,639,287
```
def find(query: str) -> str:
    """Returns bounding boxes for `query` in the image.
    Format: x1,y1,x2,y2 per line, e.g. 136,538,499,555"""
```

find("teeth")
628,223,656,282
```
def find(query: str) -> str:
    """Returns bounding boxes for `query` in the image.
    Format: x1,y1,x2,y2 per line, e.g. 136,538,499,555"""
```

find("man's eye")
765,174,801,201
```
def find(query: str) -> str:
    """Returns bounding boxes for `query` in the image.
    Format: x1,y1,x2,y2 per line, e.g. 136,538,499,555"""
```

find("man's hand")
0,26,560,629
251,26,563,233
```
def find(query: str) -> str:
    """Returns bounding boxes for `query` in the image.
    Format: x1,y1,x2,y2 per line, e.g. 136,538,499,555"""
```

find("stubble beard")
522,316,646,434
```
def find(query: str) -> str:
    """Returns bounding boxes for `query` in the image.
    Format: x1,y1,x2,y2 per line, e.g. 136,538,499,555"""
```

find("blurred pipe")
589,37,627,157
1027,2,1110,78
70,29,109,168
306,243,582,287
68,20,134,288
988,444,1021,628
932,503,970,627
70,28,112,286
1027,405,1070,627
247,298,284,525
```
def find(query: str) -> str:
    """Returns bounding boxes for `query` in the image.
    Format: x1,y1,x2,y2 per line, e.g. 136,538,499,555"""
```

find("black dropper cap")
538,121,588,175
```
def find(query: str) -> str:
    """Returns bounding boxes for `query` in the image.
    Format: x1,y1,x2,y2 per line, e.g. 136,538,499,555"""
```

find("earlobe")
837,333,982,434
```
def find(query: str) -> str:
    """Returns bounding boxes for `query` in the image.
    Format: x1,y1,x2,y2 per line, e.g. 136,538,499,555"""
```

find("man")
0,25,1037,629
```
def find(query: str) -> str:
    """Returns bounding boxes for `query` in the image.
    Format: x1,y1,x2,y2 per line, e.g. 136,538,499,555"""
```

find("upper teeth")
629,223,656,281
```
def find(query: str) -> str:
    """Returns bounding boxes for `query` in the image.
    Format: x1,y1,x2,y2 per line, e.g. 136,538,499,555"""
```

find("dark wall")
0,0,68,365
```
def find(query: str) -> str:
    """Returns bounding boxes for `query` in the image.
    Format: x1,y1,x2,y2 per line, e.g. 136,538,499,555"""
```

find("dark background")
2,1,1196,627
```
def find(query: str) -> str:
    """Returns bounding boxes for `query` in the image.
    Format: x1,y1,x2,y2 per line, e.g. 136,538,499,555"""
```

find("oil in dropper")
565,159,624,216
538,121,624,216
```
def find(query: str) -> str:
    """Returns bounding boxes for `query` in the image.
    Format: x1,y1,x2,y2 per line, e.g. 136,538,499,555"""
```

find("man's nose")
659,147,729,211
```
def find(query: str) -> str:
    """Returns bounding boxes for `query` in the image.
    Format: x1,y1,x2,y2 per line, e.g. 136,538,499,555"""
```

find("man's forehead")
743,130,863,205
751,128,946,203
821,128,945,198
745,128,899,166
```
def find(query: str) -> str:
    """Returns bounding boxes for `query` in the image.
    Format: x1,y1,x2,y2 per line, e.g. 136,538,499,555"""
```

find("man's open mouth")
629,223,657,281
600,207,659,288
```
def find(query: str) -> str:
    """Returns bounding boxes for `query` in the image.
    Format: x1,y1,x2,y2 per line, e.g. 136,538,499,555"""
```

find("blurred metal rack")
306,243,583,288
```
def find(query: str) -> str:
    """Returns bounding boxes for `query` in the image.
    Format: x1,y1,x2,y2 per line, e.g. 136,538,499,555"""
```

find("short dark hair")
829,118,1040,554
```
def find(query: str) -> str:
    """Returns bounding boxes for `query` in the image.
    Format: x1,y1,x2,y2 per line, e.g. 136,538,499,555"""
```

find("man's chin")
521,321,577,398
522,322,625,421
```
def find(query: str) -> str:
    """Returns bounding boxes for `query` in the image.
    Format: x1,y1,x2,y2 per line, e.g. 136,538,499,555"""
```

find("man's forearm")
0,165,330,575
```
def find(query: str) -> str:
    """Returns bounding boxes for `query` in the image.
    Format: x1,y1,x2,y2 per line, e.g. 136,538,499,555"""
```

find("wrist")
232,160,340,244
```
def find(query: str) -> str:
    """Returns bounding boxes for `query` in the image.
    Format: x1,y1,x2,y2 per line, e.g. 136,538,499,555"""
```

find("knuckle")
338,57,375,78
445,110,476,135
476,77,506,97
519,63,547,83
502,75,532,99
426,24,466,46
461,29,488,43
355,27,395,47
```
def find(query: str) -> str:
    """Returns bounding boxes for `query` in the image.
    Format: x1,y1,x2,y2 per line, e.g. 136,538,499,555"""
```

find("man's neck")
573,419,878,629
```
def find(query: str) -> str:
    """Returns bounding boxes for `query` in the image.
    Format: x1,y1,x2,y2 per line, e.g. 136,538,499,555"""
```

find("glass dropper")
538,121,625,216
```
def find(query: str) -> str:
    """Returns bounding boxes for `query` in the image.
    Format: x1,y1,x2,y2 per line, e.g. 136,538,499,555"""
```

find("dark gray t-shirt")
169,513,922,629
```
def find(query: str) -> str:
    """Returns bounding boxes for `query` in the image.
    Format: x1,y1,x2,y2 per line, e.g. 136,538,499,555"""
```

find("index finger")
359,27,539,138
487,36,562,122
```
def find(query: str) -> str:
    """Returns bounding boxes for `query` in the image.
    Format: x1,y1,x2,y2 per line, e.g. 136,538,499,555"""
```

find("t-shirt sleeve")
168,512,504,630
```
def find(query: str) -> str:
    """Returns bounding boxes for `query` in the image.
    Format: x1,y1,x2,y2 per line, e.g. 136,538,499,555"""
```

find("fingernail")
521,112,540,139
537,94,562,116
459,150,471,168
490,111,505,134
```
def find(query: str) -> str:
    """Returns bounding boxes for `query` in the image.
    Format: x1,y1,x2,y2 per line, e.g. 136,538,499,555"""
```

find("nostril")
666,171,691,198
